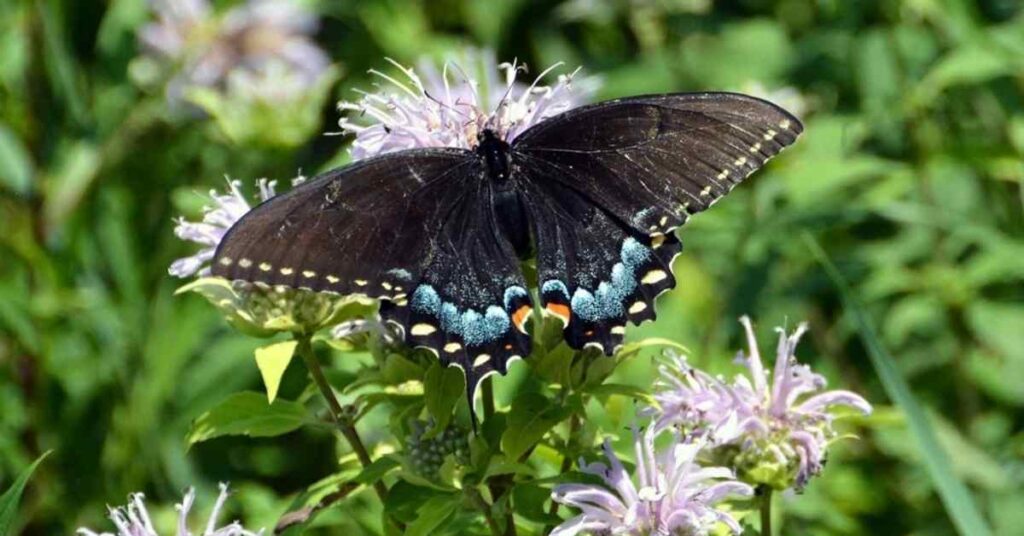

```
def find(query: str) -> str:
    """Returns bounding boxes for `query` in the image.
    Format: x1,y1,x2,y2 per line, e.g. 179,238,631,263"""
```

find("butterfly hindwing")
379,179,532,407
521,173,682,354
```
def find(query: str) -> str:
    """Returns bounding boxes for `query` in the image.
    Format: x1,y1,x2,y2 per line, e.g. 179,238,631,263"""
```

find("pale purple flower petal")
169,178,281,278
338,49,598,160
648,316,873,491
139,0,330,109
78,483,262,536
551,427,752,536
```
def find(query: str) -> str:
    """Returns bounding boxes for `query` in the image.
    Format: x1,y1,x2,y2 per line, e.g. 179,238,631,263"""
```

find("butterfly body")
211,92,803,409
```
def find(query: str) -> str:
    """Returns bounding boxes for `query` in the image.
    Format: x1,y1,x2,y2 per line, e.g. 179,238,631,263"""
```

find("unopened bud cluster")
406,420,470,479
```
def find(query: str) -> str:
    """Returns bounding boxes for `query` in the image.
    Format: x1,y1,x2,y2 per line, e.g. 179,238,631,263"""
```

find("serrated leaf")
187,392,309,446
423,362,464,438
254,340,297,404
405,494,459,536
0,451,50,536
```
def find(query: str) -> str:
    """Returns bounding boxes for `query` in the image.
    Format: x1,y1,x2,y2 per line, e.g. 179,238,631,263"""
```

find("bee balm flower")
649,317,873,491
550,426,752,536
77,483,262,536
338,49,597,160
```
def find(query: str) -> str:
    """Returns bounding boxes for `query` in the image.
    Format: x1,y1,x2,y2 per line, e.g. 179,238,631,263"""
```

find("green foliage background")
1,0,1023,534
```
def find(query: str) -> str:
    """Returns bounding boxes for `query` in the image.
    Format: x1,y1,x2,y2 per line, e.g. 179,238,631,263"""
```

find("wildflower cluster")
647,317,872,491
137,0,337,145
78,484,261,536
547,317,872,534
158,52,871,536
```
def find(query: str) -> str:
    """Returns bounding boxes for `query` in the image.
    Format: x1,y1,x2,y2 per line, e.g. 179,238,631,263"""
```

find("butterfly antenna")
423,89,470,120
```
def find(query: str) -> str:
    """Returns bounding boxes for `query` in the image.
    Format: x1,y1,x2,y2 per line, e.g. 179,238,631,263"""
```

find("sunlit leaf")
254,340,298,404
423,362,464,438
187,392,310,446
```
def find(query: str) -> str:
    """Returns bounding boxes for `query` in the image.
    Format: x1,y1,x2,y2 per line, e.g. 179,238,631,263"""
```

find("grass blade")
0,451,51,536
804,234,992,536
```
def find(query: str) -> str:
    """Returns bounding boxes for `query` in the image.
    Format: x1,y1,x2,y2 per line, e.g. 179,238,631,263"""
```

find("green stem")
467,488,504,536
543,414,581,535
295,335,388,502
760,487,773,536
482,376,495,421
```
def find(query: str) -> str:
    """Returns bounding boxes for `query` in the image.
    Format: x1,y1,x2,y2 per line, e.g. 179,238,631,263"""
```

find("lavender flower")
170,176,373,336
550,426,752,536
77,483,262,536
139,0,330,108
649,317,872,490
338,49,597,160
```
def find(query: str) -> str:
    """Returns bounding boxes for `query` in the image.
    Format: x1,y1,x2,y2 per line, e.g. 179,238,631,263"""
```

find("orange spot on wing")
512,305,533,333
545,303,571,325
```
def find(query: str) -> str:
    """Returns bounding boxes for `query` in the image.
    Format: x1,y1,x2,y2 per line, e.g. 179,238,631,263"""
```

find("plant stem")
467,488,504,536
482,376,495,421
295,335,388,502
543,413,581,535
760,487,773,536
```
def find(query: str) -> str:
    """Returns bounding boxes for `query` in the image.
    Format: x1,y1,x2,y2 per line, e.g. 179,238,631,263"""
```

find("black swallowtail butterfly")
212,93,803,410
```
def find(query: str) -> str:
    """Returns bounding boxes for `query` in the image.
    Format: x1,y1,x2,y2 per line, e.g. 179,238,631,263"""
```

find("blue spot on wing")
568,238,652,322
503,286,528,309
409,284,513,346
412,285,442,313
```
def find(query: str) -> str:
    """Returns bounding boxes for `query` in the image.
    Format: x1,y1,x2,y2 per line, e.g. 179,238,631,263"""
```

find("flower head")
649,317,872,490
550,426,752,536
77,483,262,536
140,0,329,94
338,49,597,160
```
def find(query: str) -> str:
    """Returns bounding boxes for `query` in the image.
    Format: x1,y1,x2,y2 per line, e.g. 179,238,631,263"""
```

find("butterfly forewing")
212,149,474,298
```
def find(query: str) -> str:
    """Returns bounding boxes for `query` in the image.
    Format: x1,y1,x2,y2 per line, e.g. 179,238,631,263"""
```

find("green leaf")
187,392,309,446
405,494,459,536
0,123,32,195
0,451,50,536
423,362,464,438
616,337,689,359
584,382,655,404
254,340,298,404
512,483,562,525
354,456,401,485
501,392,573,461
806,234,993,536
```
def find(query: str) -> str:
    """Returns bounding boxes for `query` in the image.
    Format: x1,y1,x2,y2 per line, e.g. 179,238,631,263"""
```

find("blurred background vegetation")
1,0,1022,534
